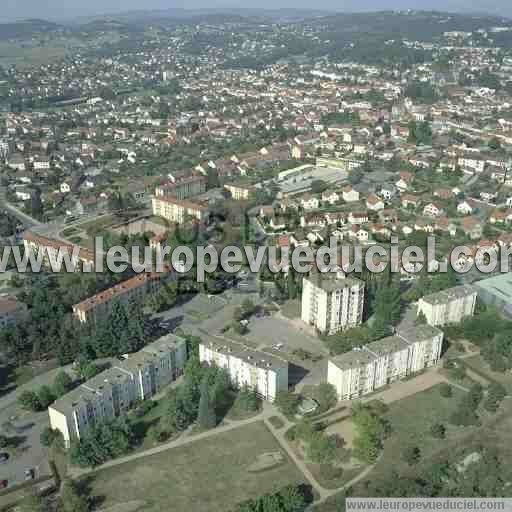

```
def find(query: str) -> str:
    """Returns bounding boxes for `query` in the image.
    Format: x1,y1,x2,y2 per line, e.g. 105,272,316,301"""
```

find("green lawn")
463,355,512,393
85,421,306,512
281,300,301,320
363,384,468,480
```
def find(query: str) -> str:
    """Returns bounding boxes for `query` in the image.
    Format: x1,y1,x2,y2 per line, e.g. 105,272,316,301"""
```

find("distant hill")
0,18,62,41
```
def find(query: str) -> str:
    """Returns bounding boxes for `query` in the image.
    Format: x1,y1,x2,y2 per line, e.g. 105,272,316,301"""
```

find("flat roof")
366,335,410,356
330,349,377,371
305,275,364,292
474,273,512,302
397,324,443,343
419,285,477,306
200,335,288,371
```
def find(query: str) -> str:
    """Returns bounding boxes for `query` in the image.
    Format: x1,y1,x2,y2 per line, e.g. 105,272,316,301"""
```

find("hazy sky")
1,0,511,22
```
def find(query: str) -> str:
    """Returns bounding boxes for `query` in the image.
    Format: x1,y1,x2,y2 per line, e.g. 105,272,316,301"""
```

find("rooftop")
474,273,512,302
200,335,288,371
306,274,364,293
419,285,477,306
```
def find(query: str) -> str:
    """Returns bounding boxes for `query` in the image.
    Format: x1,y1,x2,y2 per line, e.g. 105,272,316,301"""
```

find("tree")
450,393,480,427
18,494,45,512
60,479,90,512
402,446,421,466
415,311,427,325
295,418,318,443
373,284,401,328
275,391,299,418
197,377,216,430
352,403,385,464
70,417,134,468
18,390,42,412
53,371,73,398
439,383,453,398
314,383,338,413
348,168,363,185
164,389,194,432
311,180,328,194
484,382,507,413
307,433,337,465
488,137,501,151
279,484,306,512
235,385,260,413
37,385,56,409
78,361,100,381
468,383,484,409
430,423,446,439
40,427,60,447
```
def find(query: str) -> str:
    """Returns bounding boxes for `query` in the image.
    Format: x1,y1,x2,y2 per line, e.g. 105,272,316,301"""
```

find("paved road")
0,188,42,228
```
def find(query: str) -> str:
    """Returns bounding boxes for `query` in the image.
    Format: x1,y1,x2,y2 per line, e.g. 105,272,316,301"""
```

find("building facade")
72,270,175,324
199,337,288,402
417,285,477,327
328,325,444,400
155,176,207,200
48,334,187,447
301,274,365,335
23,231,95,271
152,196,207,224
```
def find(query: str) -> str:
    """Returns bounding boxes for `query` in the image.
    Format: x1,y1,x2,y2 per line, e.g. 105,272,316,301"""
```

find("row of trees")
234,485,307,512
352,403,388,464
70,417,135,468
18,371,74,412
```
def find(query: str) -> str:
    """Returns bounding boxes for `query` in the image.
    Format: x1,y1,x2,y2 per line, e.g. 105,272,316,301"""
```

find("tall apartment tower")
301,273,365,335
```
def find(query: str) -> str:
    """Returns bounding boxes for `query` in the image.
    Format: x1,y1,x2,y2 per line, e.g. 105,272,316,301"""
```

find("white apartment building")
155,176,207,200
328,325,444,400
301,274,365,335
199,337,288,402
48,334,187,447
417,285,477,327
152,196,207,224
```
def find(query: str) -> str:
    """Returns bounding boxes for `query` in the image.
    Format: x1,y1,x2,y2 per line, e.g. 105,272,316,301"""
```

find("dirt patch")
325,419,356,450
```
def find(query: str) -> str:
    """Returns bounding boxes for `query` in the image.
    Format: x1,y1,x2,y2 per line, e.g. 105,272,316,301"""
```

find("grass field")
463,355,512,393
361,384,469,480
85,421,306,512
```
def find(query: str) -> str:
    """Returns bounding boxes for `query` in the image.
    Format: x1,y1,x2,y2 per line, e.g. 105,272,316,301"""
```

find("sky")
1,0,511,22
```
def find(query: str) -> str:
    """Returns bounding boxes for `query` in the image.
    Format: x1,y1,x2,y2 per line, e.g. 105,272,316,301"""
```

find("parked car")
0,453,9,463
0,479,8,489
24,468,34,480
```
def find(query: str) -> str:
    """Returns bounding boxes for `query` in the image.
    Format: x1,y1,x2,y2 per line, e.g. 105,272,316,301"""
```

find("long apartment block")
417,285,477,327
23,231,95,270
199,337,288,402
48,334,187,447
152,196,208,224
72,270,175,324
328,324,444,401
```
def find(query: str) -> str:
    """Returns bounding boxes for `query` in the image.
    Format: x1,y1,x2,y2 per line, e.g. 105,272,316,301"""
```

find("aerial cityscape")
2,4,512,512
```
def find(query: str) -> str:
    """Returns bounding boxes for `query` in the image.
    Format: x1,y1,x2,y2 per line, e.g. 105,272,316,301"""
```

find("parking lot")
0,402,51,489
